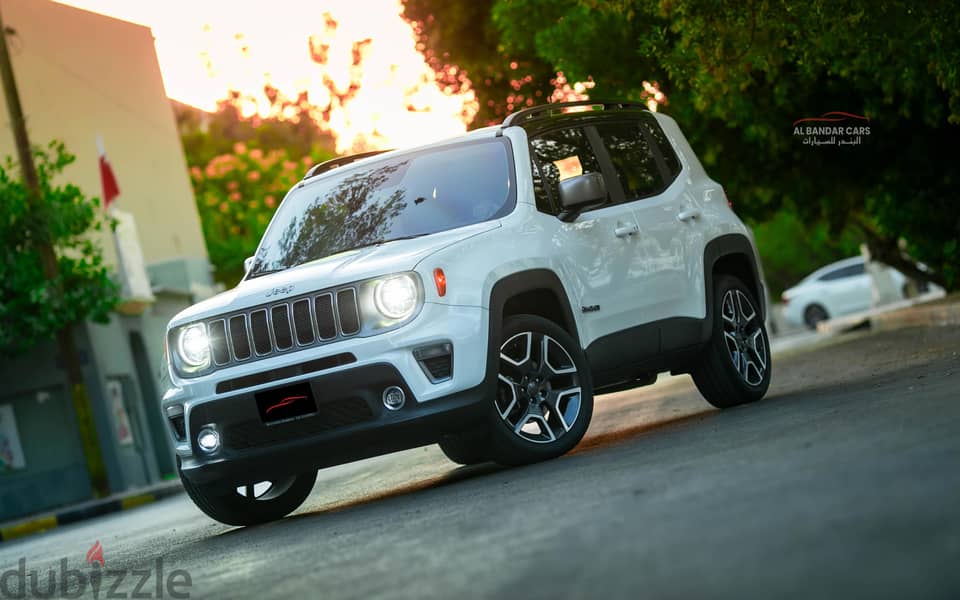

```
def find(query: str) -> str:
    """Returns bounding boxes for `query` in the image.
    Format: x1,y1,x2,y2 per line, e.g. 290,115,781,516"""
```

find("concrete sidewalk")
817,291,954,334
0,479,182,543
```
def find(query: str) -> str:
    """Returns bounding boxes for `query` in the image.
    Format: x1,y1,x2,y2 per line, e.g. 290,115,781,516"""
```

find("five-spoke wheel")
692,275,771,408
487,315,593,465
497,331,583,444
720,288,769,386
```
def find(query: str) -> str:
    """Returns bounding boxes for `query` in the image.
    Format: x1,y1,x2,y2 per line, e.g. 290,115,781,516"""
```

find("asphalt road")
2,326,958,599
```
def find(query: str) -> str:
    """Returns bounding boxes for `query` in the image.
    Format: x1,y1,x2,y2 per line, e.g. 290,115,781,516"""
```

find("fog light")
382,386,406,411
197,426,220,453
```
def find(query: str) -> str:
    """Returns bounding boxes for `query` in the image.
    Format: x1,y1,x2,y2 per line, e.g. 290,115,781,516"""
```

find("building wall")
0,0,212,521
0,0,208,264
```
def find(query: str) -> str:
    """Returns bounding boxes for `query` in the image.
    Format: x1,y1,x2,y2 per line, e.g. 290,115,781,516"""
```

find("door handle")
677,209,701,222
614,223,639,238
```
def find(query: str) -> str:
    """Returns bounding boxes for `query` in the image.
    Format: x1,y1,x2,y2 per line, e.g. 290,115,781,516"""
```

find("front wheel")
179,459,316,526
692,275,771,409
487,315,594,466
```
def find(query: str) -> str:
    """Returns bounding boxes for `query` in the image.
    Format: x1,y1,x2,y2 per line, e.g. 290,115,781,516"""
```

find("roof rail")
303,149,392,180
501,100,648,128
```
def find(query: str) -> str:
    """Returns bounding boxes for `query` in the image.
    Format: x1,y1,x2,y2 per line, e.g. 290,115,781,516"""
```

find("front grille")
205,286,361,369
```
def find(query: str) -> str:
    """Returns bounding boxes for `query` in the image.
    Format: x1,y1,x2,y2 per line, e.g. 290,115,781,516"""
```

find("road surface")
1,326,958,599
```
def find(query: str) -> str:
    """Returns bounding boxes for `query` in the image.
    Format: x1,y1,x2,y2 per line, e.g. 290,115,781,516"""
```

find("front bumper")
178,362,489,485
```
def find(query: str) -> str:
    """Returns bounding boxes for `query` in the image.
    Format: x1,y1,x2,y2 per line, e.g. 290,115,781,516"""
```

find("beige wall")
0,0,208,265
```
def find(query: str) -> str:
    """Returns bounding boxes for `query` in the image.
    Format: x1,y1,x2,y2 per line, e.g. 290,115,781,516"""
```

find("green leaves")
0,141,119,356
189,143,332,287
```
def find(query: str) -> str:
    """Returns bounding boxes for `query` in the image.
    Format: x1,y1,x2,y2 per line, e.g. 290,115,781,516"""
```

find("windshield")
249,138,515,278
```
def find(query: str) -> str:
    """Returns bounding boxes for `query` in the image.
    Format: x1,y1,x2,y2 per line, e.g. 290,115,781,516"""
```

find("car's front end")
163,133,516,489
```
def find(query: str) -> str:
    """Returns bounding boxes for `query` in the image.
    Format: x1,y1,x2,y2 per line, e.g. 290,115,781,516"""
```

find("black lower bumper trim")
180,363,489,485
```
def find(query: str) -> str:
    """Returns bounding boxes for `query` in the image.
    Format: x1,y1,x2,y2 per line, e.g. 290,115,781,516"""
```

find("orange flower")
229,191,241,202
233,142,247,154
247,170,261,181
219,202,229,213
249,148,263,160
265,196,276,208
227,181,239,191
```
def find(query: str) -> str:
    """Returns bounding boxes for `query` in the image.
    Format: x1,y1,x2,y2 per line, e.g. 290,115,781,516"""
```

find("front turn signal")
433,268,446,297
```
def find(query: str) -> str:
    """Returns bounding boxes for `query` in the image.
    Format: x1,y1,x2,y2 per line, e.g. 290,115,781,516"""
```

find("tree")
189,143,330,286
0,141,118,355
403,0,580,125
409,0,960,289
175,91,337,287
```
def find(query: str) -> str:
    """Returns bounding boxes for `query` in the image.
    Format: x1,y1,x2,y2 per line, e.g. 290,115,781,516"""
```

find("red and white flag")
97,136,120,210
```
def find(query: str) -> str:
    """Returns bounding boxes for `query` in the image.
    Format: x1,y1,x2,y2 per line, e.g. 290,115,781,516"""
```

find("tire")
438,429,490,466
487,315,594,466
692,275,772,409
178,458,317,526
803,303,829,330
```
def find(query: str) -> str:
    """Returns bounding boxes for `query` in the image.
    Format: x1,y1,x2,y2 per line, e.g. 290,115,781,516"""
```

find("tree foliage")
403,0,570,124
408,0,960,289
0,141,118,356
176,93,336,287
188,143,329,287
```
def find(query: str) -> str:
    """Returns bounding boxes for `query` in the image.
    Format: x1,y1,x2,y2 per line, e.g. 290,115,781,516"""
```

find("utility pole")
0,6,109,497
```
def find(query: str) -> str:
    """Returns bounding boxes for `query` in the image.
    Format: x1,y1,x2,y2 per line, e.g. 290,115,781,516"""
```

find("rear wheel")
692,275,771,409
487,315,593,466
179,459,316,526
803,303,829,330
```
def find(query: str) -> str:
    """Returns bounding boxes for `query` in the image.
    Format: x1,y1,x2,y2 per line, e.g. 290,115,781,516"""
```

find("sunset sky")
54,0,480,152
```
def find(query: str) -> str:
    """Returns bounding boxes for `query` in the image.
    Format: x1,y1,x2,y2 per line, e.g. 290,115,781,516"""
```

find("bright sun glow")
55,0,479,153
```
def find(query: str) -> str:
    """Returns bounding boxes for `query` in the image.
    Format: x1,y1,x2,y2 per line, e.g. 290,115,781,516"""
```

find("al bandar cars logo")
793,111,871,147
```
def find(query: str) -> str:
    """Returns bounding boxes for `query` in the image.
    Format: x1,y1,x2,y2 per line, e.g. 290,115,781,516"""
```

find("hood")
170,221,499,327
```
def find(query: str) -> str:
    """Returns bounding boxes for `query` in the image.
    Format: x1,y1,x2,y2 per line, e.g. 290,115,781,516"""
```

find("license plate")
255,382,317,425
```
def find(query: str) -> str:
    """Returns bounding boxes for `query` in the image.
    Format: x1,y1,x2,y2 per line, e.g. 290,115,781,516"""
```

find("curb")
870,299,960,331
0,482,182,544
816,292,954,335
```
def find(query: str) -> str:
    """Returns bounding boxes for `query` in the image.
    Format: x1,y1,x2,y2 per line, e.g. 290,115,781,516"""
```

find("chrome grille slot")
337,288,360,335
292,299,315,345
208,320,230,365
271,304,294,350
228,315,252,360
314,293,337,340
250,310,271,355
195,284,364,374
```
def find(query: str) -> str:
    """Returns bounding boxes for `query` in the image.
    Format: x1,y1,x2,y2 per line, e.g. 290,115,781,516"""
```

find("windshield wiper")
337,233,430,254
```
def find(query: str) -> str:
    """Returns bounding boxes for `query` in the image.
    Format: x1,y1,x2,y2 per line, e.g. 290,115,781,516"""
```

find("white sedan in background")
781,256,934,329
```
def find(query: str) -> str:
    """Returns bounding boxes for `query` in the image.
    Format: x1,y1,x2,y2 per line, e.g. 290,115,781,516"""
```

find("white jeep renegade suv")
164,101,772,526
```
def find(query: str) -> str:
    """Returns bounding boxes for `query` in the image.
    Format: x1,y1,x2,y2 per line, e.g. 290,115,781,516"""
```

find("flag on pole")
97,136,120,210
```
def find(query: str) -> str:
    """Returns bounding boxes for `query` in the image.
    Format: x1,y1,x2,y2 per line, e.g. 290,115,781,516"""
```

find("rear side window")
593,122,664,201
819,263,866,281
639,115,681,180
529,127,606,214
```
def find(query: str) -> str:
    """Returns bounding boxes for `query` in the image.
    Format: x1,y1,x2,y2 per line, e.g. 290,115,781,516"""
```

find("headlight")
176,324,210,369
374,274,418,320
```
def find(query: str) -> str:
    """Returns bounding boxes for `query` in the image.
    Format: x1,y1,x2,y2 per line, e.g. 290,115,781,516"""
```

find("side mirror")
243,256,255,274
558,172,606,222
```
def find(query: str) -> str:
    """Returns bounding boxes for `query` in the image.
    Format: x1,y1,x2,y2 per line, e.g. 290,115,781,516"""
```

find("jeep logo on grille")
266,285,295,298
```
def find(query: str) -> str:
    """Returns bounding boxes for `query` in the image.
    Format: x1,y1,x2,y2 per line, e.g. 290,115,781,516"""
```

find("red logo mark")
86,540,105,567
266,395,307,415
792,111,870,127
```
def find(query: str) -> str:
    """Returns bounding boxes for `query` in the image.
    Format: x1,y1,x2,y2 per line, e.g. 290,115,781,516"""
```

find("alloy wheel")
720,289,768,386
496,331,582,444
